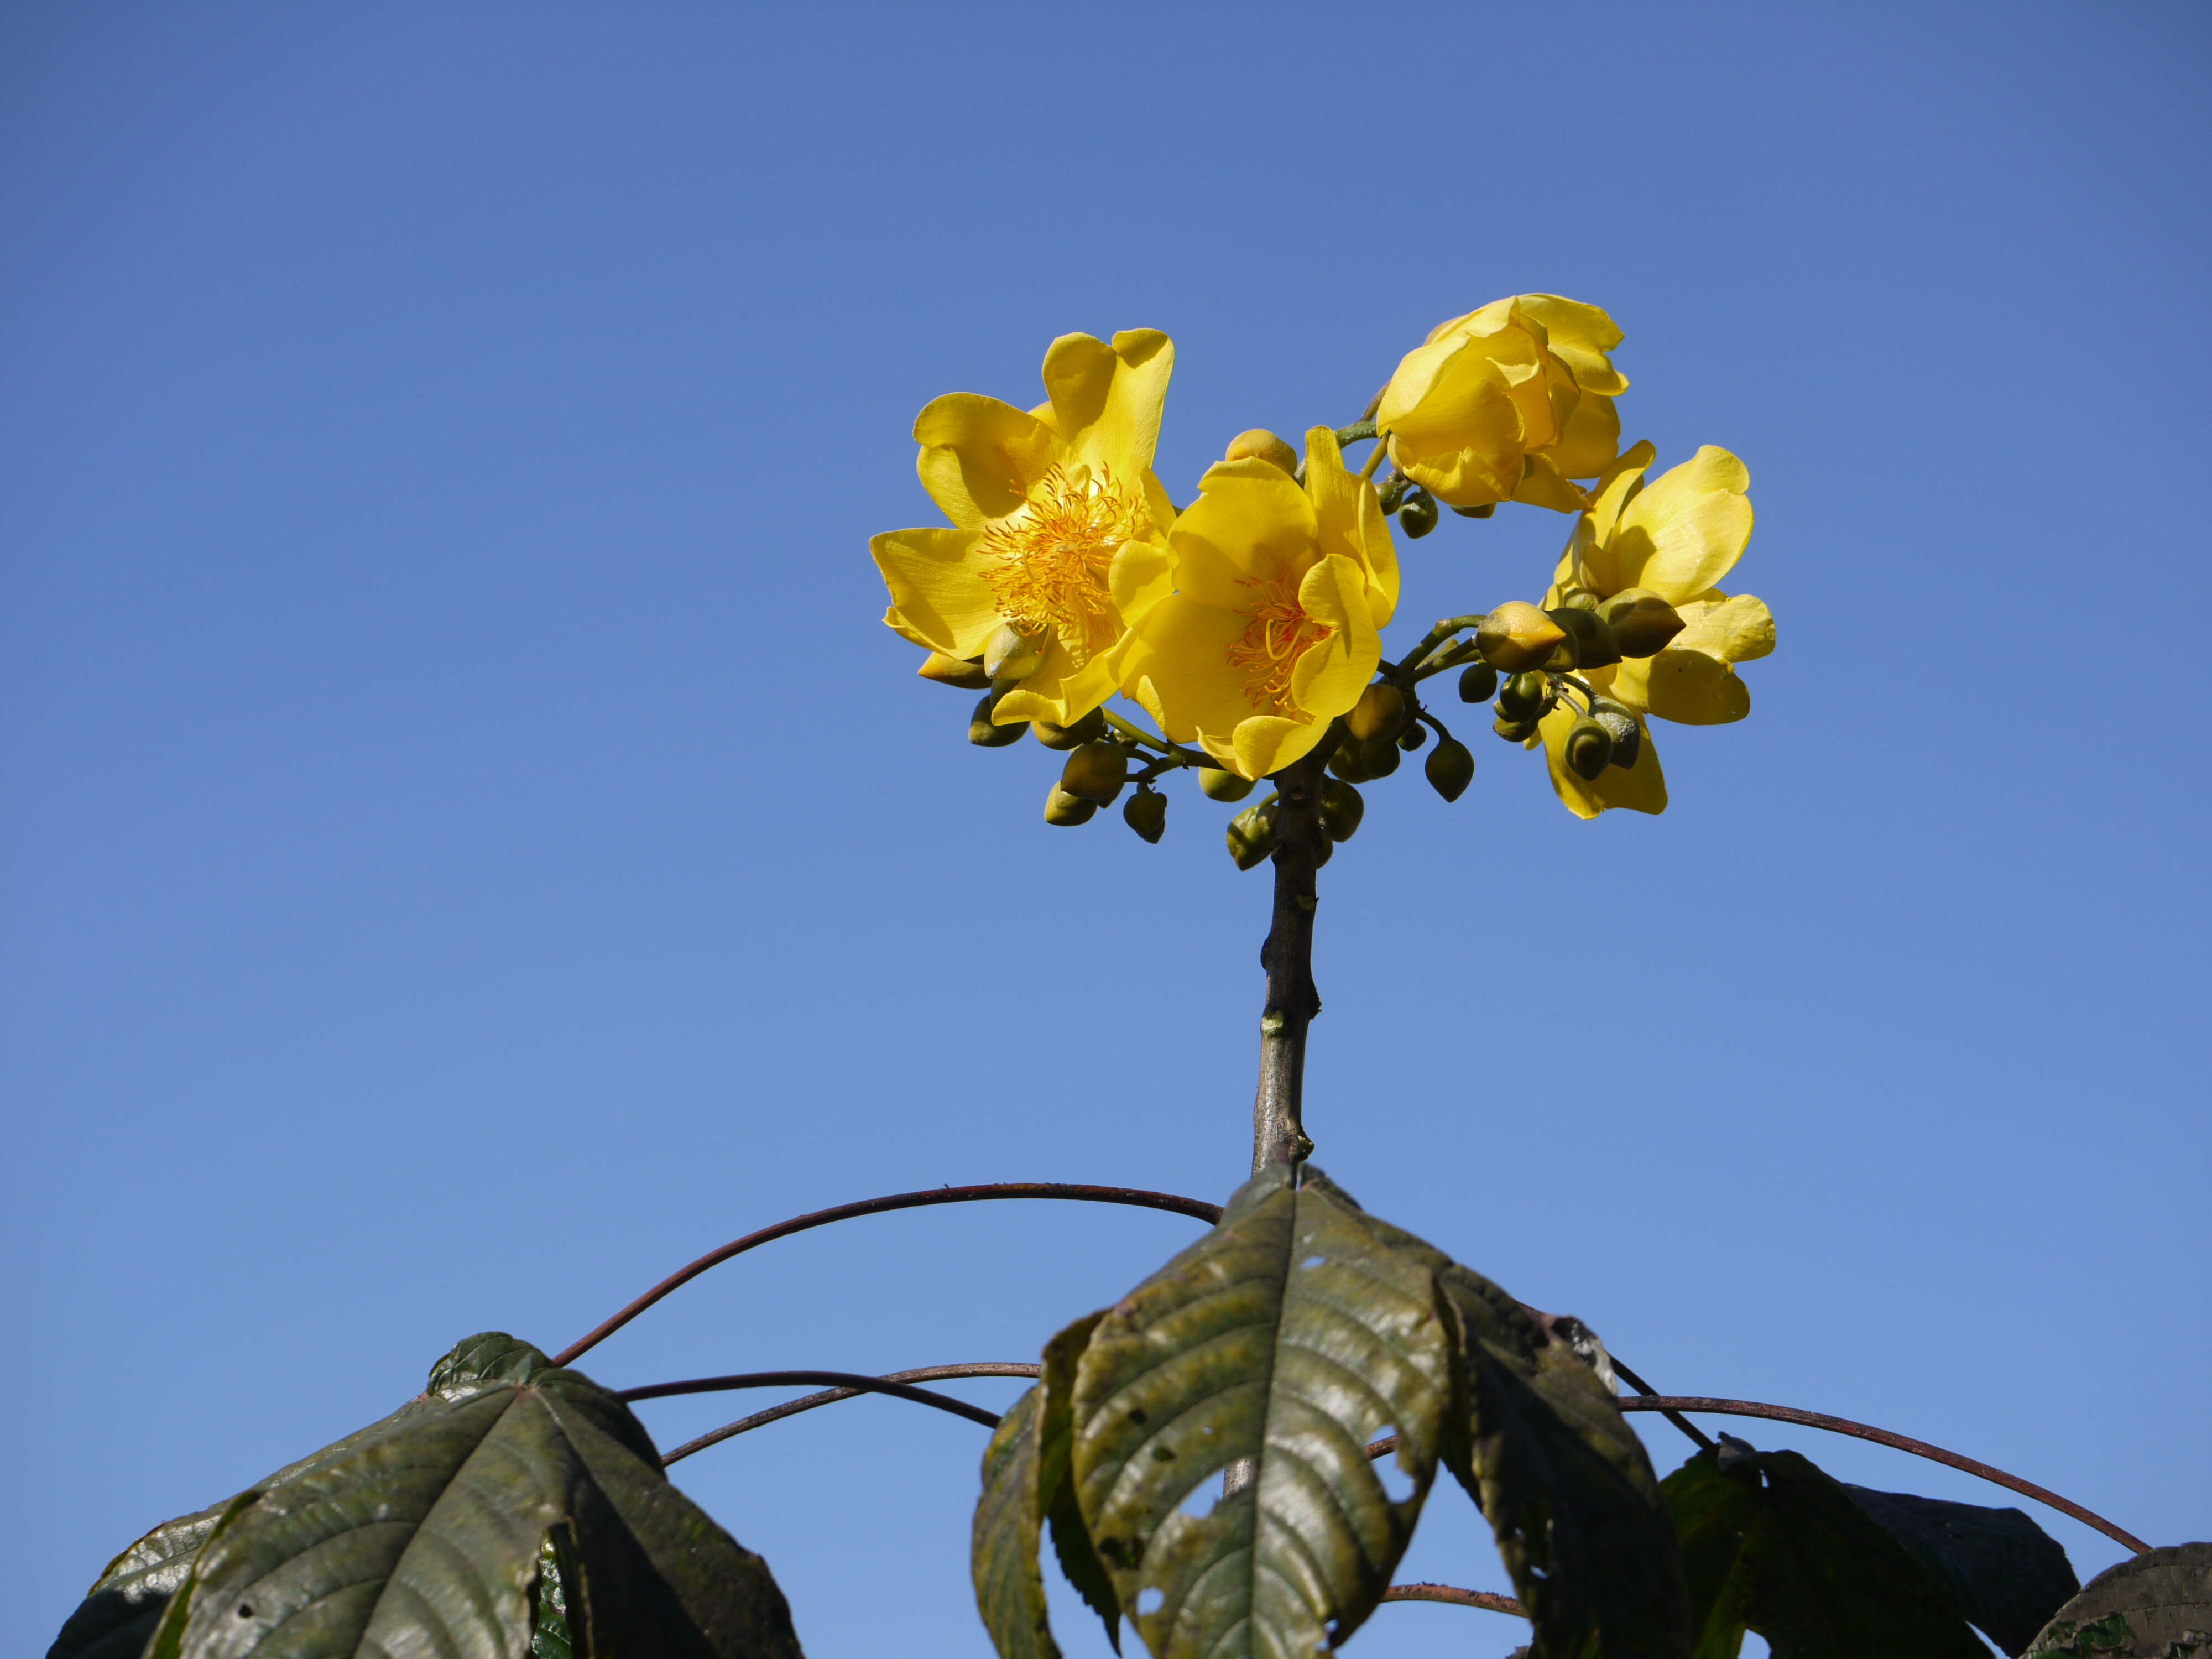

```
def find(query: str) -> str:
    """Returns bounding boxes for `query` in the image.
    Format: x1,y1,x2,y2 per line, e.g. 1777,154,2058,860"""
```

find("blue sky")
3,5,2206,1656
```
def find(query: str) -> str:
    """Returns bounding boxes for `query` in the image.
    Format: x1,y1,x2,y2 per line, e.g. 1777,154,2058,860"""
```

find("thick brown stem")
1252,752,1327,1172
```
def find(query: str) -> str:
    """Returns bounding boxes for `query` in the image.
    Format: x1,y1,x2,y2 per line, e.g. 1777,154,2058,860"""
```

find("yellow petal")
1631,648,1751,725
1610,446,1754,604
1040,330,1173,478
1545,382,1620,480
1218,714,1330,781
1108,536,1175,628
1537,703,1668,817
913,394,1061,528
1674,592,1775,664
1303,426,1399,627
1168,460,1318,609
870,527,997,657
1376,324,1538,508
1512,452,1592,513
1113,596,1255,743
992,641,1119,727
1288,554,1381,718
1514,294,1627,396
883,604,935,650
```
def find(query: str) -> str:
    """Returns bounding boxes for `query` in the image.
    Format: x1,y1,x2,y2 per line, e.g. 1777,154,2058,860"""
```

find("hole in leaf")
1127,1407,1147,1425
1300,1255,1326,1269
1151,1444,1176,1462
1136,1588,1165,1617
1371,1430,1415,1502
1177,1481,1214,1520
236,1606,253,1620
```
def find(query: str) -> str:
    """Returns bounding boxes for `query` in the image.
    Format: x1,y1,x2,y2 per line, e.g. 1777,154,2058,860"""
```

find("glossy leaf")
1334,1178,1690,1659
974,1390,1061,1659
1844,1483,2077,1655
1665,1438,1988,1658
50,1333,803,1659
2023,1542,2212,1657
1038,1312,1120,1650
1068,1164,1454,1659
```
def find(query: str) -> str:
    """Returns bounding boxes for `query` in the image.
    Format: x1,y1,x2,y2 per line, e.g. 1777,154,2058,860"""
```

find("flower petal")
1609,445,1754,603
1537,704,1668,818
1218,714,1329,781
1168,461,1318,609
1674,592,1776,664
1290,555,1382,718
870,527,997,656
913,394,1061,528
993,641,1119,727
1514,294,1627,396
1113,595,1255,744
1545,380,1621,480
1041,330,1173,478
1303,426,1398,627
1109,536,1176,628
1512,452,1592,513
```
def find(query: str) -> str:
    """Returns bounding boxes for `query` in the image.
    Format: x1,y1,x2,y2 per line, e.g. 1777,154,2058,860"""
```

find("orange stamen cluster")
979,464,1149,665
1226,572,1332,719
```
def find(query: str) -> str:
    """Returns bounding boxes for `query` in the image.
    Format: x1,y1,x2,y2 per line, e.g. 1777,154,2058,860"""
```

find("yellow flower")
1374,294,1626,514
1535,442,1773,817
1113,429,1397,781
870,331,1178,727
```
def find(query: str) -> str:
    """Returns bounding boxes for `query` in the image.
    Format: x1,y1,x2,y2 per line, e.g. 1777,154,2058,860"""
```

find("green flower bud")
1044,785,1097,826
1451,502,1496,519
1599,588,1687,658
1590,697,1642,769
1552,585,1601,613
1564,717,1615,780
1493,710,1541,743
1397,720,1427,751
1060,741,1127,802
1359,735,1402,777
1346,682,1407,743
1226,795,1280,870
1545,606,1622,669
1032,707,1108,750
1327,732,1375,784
919,652,992,689
1457,661,1499,703
983,620,1051,682
1397,491,1439,538
1198,766,1255,801
1475,601,1567,672
1496,670,1550,722
1319,778,1365,842
968,693,1028,747
1424,737,1475,802
1123,789,1167,843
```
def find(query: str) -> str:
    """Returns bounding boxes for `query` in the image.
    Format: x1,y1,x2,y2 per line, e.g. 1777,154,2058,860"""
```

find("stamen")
1225,573,1333,719
979,464,1151,665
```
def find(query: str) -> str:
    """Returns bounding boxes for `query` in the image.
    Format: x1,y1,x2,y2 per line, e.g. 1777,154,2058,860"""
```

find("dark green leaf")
2023,1541,2212,1657
51,1333,803,1659
1038,1312,1120,1651
530,1533,575,1659
1664,1439,1988,1658
974,1390,1060,1659
1327,1175,1690,1659
1844,1483,2077,1655
1068,1165,1454,1659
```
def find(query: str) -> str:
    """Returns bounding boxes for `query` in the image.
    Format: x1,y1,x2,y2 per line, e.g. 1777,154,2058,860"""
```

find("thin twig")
620,1369,1005,1430
554,1183,1222,1366
1619,1396,2150,1554
1609,1356,1715,1450
1381,1583,1526,1618
658,1363,1042,1465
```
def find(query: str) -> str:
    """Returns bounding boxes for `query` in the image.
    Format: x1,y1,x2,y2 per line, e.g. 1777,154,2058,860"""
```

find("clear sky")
4,6,2206,1656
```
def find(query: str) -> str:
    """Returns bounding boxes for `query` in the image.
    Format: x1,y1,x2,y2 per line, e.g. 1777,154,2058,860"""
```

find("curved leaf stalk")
1252,753,1329,1174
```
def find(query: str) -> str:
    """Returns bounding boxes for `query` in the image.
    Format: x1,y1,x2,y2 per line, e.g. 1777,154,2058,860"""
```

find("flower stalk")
1251,749,1328,1172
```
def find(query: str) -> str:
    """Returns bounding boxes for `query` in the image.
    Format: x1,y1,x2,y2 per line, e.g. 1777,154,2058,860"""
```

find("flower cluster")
870,297,1770,853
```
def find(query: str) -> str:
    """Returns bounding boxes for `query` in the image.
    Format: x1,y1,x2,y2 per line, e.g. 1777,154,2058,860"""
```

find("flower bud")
1044,785,1097,826
1425,738,1474,802
983,619,1051,682
1397,721,1427,751
1590,697,1642,769
1224,429,1299,473
1358,735,1402,777
969,693,1029,747
919,652,992,690
1032,707,1107,750
1327,732,1375,784
1123,789,1167,843
1347,682,1407,743
1198,766,1255,801
1496,670,1550,722
1060,742,1127,803
1226,795,1280,870
1475,602,1567,672
1493,710,1541,743
1546,606,1621,669
1319,778,1365,842
1457,662,1499,703
1451,502,1497,519
1563,717,1614,780
1397,492,1439,539
1552,585,1601,613
1599,588,1687,658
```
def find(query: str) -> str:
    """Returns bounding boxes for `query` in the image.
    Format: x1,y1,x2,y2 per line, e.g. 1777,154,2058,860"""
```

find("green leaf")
530,1533,575,1659
1844,1483,2077,1655
50,1333,804,1659
1038,1312,1120,1651
1323,1175,1690,1659
2023,1541,2212,1657
1664,1438,1989,1658
1067,1164,1454,1659
974,1389,1061,1659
